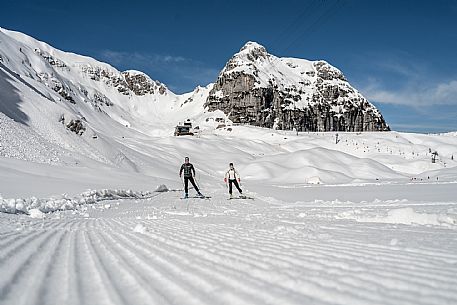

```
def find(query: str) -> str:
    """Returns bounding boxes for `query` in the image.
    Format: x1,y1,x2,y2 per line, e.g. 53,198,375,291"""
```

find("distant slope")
0,27,224,171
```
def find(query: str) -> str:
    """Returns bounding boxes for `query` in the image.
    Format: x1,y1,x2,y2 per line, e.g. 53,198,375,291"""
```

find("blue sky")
1,0,456,132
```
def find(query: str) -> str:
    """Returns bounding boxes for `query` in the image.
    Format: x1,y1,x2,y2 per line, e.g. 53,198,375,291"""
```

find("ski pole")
181,176,186,196
194,174,200,189
195,172,203,195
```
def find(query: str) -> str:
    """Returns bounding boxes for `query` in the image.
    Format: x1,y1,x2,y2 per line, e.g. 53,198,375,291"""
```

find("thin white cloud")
390,122,457,132
353,51,457,108
362,79,457,108
98,50,219,93
375,60,424,78
100,50,186,67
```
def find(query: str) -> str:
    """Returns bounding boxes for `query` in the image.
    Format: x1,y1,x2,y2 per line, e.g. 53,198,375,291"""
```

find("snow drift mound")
0,188,167,215
339,207,457,227
242,147,404,184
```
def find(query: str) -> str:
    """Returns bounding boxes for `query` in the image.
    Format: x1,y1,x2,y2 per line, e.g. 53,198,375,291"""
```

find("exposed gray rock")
66,119,85,135
121,71,167,96
34,48,67,68
92,92,113,107
77,65,168,97
205,42,389,132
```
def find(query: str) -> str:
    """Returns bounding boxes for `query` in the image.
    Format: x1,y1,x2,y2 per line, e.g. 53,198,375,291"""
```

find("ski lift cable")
269,0,322,52
283,0,346,55
267,0,346,69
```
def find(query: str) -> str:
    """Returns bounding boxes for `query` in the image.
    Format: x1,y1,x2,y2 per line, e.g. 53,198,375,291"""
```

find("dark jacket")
180,163,195,178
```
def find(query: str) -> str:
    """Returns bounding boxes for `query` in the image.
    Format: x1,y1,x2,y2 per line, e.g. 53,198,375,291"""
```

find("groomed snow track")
1,190,457,305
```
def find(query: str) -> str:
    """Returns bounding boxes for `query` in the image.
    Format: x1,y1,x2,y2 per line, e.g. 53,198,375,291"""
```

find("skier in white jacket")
224,162,243,198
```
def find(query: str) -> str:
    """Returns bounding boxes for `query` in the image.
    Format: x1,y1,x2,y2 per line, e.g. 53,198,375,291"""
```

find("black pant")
184,176,199,194
228,179,242,195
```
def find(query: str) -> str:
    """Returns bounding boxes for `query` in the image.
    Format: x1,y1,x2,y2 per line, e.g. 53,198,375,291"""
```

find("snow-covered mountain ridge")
0,27,215,125
0,26,222,169
1,28,389,137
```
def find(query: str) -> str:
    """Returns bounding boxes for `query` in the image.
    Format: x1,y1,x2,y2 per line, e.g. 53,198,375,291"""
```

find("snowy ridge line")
0,187,171,215
271,181,457,189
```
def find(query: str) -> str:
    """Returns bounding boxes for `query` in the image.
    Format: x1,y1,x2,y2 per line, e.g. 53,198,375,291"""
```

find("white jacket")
225,168,240,180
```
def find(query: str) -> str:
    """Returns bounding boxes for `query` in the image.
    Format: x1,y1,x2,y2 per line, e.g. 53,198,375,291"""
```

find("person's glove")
224,178,227,183
238,178,241,182
179,174,182,178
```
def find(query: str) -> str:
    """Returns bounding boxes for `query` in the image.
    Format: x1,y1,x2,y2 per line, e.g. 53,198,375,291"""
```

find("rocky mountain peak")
238,41,268,60
121,70,168,96
313,60,346,82
205,42,389,132
223,41,270,73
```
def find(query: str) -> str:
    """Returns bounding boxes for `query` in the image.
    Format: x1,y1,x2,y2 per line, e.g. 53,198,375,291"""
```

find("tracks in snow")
1,192,457,305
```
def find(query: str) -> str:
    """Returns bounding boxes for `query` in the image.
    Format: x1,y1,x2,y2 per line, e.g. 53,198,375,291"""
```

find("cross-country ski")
228,195,254,200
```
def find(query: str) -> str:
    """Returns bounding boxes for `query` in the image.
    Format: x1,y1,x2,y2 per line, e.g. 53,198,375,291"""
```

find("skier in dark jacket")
179,157,203,198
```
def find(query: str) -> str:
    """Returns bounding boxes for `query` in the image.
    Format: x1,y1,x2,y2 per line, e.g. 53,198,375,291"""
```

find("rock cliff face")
205,42,389,132
31,47,169,110
76,64,168,97
122,71,168,96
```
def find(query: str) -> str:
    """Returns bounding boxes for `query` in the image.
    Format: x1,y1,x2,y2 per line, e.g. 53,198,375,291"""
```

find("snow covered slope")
0,27,224,171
